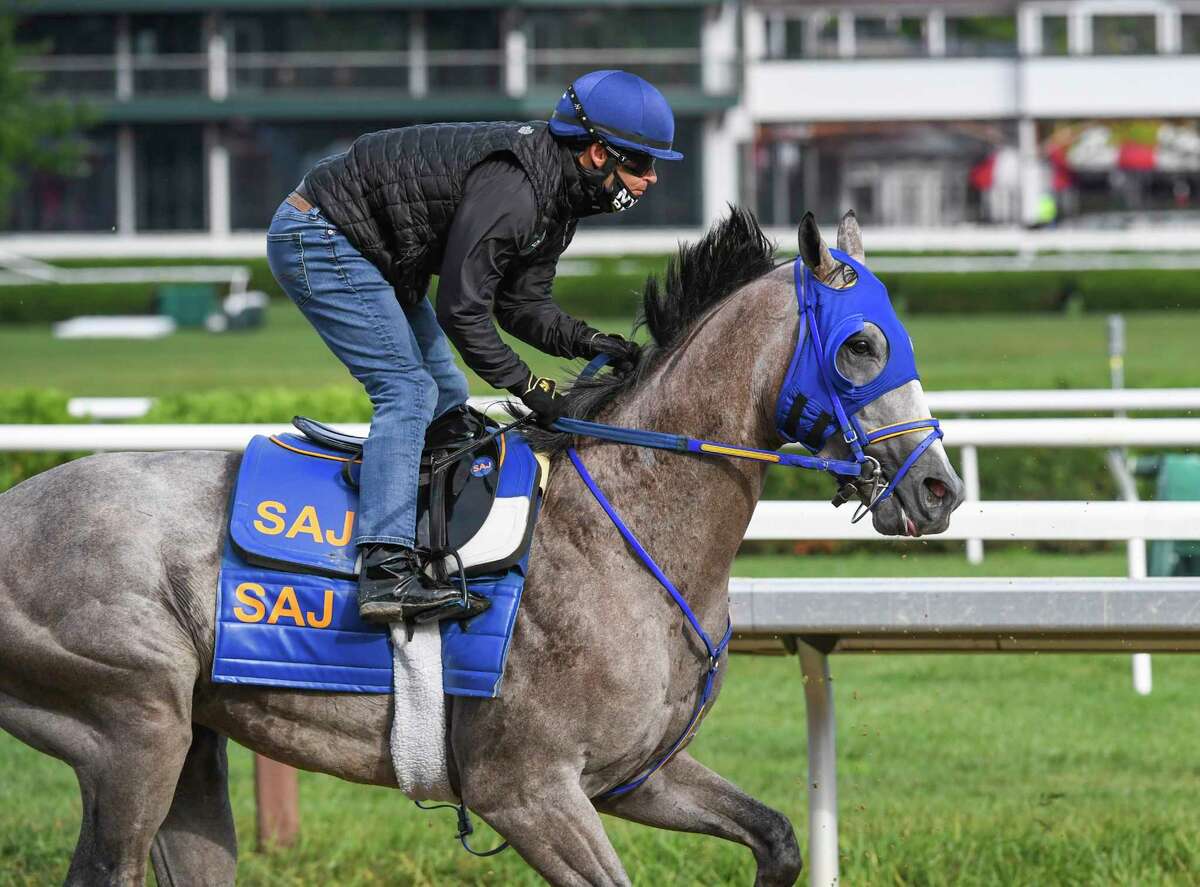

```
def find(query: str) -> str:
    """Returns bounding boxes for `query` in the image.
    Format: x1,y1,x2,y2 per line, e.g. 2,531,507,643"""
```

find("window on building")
1092,15,1156,55
763,15,808,60
853,15,927,58
426,10,501,91
228,120,405,230
945,15,1017,57
15,14,116,96
812,13,840,58
1182,15,1200,53
1,127,117,232
135,124,205,231
227,12,411,94
528,8,703,90
1041,15,1068,55
130,14,205,95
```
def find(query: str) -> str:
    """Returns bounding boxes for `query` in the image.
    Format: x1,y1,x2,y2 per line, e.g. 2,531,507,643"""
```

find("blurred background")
4,2,1200,885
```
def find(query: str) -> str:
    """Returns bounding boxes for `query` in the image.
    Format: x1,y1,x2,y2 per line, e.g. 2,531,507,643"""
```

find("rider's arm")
493,240,600,361
435,158,540,391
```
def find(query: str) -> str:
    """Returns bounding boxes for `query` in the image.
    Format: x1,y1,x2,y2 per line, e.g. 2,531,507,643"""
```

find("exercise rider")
265,70,683,626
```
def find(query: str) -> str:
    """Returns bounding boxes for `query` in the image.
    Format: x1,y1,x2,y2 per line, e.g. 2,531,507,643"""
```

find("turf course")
8,550,1200,886
3,288,1200,882
6,304,1200,395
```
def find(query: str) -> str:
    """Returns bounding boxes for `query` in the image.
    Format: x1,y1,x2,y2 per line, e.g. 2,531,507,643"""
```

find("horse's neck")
579,290,786,631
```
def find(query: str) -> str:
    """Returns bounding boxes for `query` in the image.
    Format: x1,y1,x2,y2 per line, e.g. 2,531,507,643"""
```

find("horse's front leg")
597,751,802,887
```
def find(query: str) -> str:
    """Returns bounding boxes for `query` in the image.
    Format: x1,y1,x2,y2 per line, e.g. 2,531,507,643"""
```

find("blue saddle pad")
212,430,542,698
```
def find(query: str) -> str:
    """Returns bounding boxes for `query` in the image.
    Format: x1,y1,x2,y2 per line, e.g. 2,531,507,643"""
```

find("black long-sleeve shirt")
436,157,595,391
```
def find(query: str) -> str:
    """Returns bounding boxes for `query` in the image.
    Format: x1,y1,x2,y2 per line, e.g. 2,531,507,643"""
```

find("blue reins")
567,446,732,800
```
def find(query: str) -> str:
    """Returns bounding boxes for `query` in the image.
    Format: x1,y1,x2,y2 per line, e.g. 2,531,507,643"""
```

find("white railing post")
207,16,229,101
116,126,136,236
961,444,983,565
503,10,527,98
409,10,427,98
206,124,231,238
798,641,838,887
115,14,133,100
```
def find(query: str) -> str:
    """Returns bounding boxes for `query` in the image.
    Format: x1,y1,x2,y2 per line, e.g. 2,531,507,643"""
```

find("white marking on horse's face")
858,380,962,536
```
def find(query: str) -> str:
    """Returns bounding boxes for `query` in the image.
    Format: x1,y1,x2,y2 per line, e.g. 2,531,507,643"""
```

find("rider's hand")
509,373,574,429
582,332,642,376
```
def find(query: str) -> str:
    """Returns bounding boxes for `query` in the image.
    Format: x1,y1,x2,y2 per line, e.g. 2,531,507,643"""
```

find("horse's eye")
848,339,871,356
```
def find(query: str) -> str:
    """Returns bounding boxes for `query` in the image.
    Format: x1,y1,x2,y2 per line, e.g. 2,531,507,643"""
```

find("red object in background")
969,154,995,190
1118,142,1157,171
1046,144,1072,191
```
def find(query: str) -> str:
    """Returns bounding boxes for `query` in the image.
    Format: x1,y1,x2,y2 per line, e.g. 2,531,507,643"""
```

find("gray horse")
0,210,962,886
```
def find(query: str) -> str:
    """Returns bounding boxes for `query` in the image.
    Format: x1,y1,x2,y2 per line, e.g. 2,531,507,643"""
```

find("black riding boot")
357,544,491,624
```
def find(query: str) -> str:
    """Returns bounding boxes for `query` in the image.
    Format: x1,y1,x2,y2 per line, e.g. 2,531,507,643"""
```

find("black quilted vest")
301,121,576,305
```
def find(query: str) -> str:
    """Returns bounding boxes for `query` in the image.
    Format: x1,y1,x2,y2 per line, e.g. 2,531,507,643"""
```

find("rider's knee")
365,368,438,416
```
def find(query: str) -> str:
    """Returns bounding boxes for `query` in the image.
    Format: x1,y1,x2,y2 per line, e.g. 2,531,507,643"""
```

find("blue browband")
556,255,942,799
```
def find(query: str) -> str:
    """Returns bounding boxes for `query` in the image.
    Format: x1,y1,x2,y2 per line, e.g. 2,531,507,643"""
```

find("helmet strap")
566,85,642,214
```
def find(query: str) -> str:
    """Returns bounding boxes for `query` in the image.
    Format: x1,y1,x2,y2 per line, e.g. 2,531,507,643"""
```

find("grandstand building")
5,0,1200,248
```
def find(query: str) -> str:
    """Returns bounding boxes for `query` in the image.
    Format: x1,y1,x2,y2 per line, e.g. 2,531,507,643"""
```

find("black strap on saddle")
291,408,532,576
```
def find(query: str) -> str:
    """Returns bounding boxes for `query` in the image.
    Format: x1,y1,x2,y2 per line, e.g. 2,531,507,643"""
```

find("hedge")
4,258,1200,323
2,388,1123,506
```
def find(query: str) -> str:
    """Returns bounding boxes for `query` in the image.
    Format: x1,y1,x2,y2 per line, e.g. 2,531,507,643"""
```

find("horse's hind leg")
66,716,194,886
150,726,237,887
597,751,802,887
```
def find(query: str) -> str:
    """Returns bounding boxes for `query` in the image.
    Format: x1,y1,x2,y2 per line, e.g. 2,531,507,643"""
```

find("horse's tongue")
905,516,920,537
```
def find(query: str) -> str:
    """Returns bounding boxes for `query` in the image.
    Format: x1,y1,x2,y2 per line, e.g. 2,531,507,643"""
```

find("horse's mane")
524,206,777,454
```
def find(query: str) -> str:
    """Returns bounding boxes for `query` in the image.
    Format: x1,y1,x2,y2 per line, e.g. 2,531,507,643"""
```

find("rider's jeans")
265,199,470,549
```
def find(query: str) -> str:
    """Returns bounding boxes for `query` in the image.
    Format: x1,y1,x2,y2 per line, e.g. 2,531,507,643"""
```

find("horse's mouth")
870,493,922,538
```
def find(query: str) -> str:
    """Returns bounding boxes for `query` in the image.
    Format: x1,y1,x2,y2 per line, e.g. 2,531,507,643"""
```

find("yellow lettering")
233,582,267,623
267,586,305,626
285,505,323,543
306,589,335,629
253,500,287,535
325,510,355,546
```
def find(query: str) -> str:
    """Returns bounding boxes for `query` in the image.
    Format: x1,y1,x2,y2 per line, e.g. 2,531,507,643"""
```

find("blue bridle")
559,254,943,517
554,254,943,800
777,251,943,519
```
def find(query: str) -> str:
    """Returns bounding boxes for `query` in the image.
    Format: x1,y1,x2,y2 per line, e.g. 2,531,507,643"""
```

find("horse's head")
780,211,964,537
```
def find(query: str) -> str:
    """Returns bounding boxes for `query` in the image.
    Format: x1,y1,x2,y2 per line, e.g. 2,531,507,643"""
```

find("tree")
0,14,89,219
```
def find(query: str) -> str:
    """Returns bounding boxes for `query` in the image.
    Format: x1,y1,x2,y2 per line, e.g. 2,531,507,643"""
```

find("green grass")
5,650,1199,884
5,306,1200,397
3,548,1185,887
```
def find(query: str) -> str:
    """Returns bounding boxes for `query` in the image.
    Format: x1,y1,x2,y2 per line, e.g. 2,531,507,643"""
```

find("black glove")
582,331,642,376
508,372,574,429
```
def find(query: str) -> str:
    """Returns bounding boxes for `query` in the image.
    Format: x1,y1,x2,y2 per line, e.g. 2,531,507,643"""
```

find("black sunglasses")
616,149,655,177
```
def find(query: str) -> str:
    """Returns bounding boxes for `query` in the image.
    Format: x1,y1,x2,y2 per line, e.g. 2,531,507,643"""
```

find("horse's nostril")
925,478,947,500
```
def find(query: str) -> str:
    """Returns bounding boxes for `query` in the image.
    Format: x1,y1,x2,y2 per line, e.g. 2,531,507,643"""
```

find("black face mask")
574,154,640,214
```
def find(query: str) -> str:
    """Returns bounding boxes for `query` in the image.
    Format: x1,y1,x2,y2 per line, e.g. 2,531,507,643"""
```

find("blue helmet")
549,70,684,161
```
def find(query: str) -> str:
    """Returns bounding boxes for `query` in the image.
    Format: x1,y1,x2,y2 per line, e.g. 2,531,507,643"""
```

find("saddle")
230,406,538,579
214,406,545,697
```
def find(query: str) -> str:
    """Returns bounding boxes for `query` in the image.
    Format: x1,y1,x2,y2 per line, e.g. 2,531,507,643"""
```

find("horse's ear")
837,209,865,264
797,211,839,283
